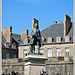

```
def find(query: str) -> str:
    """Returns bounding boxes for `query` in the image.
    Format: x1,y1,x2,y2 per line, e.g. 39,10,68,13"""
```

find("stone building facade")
2,59,24,75
2,26,22,59
2,14,74,75
19,14,74,61
19,42,74,61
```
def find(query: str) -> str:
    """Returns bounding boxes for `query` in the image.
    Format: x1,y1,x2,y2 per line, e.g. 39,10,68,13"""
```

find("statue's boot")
29,45,33,55
38,48,40,54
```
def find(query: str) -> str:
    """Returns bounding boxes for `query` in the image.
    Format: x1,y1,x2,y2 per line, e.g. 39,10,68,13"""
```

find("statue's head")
34,23,39,29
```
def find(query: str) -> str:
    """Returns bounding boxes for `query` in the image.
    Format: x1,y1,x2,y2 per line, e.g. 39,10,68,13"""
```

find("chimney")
59,20,62,23
32,18,39,28
3,26,12,46
53,20,57,24
64,14,71,37
21,30,28,43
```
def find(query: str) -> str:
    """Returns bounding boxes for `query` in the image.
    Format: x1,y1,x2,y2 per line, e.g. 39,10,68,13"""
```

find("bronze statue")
29,23,44,55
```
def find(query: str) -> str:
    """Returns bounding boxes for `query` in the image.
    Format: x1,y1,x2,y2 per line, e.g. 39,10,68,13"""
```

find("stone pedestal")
24,55,47,75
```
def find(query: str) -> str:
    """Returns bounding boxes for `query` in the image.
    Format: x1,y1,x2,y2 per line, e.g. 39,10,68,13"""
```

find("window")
17,38,20,42
12,43,16,49
51,32,53,34
65,36,70,42
40,49,44,55
13,55,16,58
6,43,9,48
65,48,69,58
48,37,52,43
47,48,52,57
24,39,28,44
6,54,9,59
56,37,61,42
56,48,61,57
23,49,27,58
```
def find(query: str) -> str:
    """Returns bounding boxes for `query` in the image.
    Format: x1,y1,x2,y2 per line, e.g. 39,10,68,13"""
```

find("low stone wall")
2,57,73,75
2,59,25,75
45,57,73,75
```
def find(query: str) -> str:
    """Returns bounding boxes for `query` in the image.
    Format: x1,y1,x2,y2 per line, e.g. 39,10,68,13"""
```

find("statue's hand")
38,38,41,40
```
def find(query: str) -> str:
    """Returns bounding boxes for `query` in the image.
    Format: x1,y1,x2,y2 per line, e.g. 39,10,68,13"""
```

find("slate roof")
2,33,22,48
41,22,73,43
12,33,22,43
67,22,74,42
2,22,74,46
12,33,22,48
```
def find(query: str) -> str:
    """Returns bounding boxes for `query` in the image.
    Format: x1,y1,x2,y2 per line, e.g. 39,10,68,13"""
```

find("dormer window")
24,39,28,44
12,43,16,49
17,38,20,42
6,54,9,59
47,37,52,43
56,36,61,42
65,36,70,42
6,42,9,48
13,55,16,58
40,48,44,55
23,49,28,58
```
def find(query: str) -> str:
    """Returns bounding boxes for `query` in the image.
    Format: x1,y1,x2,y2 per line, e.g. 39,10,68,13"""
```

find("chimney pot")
53,20,57,24
59,20,62,23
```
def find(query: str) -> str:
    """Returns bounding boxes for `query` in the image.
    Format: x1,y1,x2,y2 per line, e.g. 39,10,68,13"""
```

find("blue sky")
2,0,73,34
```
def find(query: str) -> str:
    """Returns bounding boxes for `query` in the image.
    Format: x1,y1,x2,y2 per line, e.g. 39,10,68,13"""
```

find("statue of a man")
29,23,44,54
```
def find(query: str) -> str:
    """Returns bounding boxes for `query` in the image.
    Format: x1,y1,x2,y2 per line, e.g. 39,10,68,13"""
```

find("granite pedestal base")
24,55,47,75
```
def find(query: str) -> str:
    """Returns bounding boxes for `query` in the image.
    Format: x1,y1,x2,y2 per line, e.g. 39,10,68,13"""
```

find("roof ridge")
12,33,21,36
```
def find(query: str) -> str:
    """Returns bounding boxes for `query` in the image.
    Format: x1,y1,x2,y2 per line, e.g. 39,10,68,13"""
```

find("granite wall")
2,59,24,75
2,57,73,75
45,57,73,75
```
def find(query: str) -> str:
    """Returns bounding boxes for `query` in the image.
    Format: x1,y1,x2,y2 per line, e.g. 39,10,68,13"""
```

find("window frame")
6,54,9,59
40,48,44,55
24,39,28,44
56,48,61,57
23,49,28,58
6,43,9,48
56,36,61,43
13,55,16,58
65,47,70,59
65,36,70,42
47,37,52,43
47,48,52,57
13,43,16,49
